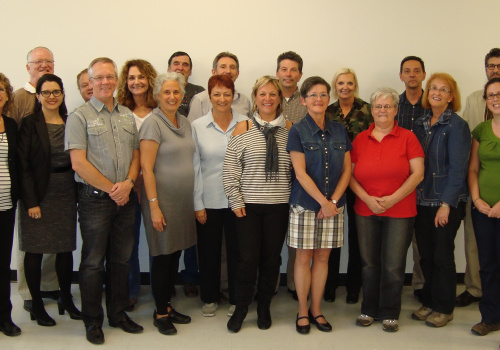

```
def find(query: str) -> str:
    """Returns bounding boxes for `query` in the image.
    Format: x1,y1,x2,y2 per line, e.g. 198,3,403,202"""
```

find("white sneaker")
227,304,236,317
201,303,217,317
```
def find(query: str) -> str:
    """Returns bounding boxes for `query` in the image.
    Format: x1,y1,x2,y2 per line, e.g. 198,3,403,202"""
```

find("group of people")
0,46,498,345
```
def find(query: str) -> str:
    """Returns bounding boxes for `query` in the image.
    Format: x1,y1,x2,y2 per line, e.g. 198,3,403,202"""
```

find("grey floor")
2,284,497,349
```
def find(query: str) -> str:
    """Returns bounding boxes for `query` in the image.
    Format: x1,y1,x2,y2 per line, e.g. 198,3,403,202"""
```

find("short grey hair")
153,72,186,104
331,68,359,99
27,46,54,63
88,57,118,79
369,87,400,106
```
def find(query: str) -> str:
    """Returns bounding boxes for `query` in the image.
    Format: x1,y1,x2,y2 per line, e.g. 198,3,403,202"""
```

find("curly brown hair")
117,59,157,110
0,73,14,114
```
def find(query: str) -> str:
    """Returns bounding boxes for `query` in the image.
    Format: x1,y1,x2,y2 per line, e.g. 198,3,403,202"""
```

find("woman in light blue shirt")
192,75,247,318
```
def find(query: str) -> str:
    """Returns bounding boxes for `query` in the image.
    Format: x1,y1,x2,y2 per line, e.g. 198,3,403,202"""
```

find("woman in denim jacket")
412,73,471,328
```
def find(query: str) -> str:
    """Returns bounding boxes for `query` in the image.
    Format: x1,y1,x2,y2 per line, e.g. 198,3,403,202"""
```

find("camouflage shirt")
326,97,372,141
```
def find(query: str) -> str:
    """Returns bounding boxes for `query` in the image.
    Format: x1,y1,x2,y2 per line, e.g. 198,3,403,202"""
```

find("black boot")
257,303,272,330
58,294,82,320
29,300,56,327
227,305,248,333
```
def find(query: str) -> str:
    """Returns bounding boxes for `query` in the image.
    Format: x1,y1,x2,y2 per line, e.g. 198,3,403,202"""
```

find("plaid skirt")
287,205,344,249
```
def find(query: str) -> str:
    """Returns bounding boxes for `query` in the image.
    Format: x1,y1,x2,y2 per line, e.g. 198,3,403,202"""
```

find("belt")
51,165,72,173
79,183,109,199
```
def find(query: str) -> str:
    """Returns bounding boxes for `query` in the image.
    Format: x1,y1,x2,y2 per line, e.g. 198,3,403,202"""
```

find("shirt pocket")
122,124,136,145
303,142,321,163
87,125,108,149
432,174,447,195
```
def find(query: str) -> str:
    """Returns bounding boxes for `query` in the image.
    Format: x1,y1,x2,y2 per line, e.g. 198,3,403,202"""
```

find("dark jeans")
197,208,238,304
78,189,135,326
326,188,362,295
472,207,500,324
356,214,413,320
0,207,15,322
234,203,289,306
415,203,465,314
128,192,141,299
151,251,182,315
180,245,199,284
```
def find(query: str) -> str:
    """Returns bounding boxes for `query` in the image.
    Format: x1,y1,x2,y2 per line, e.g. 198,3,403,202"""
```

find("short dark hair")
400,56,425,73
485,48,500,66
300,76,331,98
212,52,239,71
168,51,193,69
35,73,68,117
276,51,303,73
76,68,87,88
483,77,500,99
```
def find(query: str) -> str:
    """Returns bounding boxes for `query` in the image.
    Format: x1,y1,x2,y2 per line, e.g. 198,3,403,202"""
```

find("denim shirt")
287,114,352,211
413,108,471,207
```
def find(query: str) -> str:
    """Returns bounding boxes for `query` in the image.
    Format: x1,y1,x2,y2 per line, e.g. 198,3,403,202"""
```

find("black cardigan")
2,115,19,206
17,111,69,209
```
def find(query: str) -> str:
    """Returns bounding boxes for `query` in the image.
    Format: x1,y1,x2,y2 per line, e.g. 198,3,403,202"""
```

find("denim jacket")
413,108,471,207
287,114,352,211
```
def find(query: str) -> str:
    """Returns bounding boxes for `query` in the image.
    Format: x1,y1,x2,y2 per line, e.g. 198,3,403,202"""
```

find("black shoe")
23,300,33,313
227,306,248,333
109,315,143,333
323,288,336,302
257,304,272,330
86,324,104,345
287,288,298,301
346,292,359,304
308,309,332,332
168,307,191,324
296,314,310,334
414,289,424,303
57,298,82,320
0,320,21,336
29,303,56,327
154,315,177,335
456,291,481,307
40,290,60,301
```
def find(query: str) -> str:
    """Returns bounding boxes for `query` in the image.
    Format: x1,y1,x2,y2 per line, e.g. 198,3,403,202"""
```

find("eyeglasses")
486,92,500,100
91,75,117,82
486,64,500,71
28,60,55,66
373,104,396,110
39,90,63,98
306,93,329,100
429,86,451,93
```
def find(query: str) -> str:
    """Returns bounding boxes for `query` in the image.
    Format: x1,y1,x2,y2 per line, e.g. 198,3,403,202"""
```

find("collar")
400,90,423,105
203,108,239,130
367,120,401,139
304,114,335,136
90,95,118,112
24,82,36,94
287,88,301,100
415,108,453,125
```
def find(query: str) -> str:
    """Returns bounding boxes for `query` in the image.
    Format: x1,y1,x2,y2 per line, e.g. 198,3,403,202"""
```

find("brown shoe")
456,291,481,307
471,322,500,336
183,282,198,298
411,306,433,321
425,312,453,327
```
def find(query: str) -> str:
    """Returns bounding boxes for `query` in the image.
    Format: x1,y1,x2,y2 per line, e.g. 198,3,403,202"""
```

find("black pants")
197,208,238,304
151,251,182,315
415,203,465,314
233,203,289,306
326,188,362,295
0,208,15,322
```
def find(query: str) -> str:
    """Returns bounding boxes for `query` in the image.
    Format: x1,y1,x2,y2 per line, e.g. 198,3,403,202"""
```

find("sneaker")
382,319,399,332
471,322,500,336
201,303,217,317
425,312,453,327
227,304,236,317
412,306,433,321
355,314,373,327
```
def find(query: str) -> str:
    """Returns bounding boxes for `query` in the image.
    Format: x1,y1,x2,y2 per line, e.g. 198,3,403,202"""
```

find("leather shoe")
257,304,272,330
168,308,191,324
86,324,104,345
227,306,248,333
0,320,21,336
456,291,481,307
109,315,143,333
296,314,310,334
346,292,359,304
154,316,177,335
309,309,332,332
184,282,198,298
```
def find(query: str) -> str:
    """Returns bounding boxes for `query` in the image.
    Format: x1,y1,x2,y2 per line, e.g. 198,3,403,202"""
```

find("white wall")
5,0,498,273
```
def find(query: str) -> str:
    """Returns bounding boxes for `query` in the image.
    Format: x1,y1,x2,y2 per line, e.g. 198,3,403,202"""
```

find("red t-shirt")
351,123,424,218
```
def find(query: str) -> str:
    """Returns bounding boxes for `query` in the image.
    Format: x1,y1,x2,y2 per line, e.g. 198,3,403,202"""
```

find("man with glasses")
455,48,500,309
65,57,142,344
396,56,427,302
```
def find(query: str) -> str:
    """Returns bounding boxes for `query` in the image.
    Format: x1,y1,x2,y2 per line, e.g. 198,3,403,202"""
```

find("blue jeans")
128,192,141,299
472,207,500,324
78,188,135,326
356,214,413,320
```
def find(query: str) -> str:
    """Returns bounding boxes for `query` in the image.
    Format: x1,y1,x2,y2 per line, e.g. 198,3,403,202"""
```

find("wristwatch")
331,199,338,205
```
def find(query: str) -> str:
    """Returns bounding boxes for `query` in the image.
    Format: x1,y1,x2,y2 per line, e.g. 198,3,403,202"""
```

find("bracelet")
126,177,135,186
440,202,450,208
149,197,158,203
473,198,480,203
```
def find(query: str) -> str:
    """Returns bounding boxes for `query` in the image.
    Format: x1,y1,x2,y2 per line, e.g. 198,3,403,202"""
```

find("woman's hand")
28,206,41,219
378,195,397,210
474,198,491,216
151,206,166,232
233,207,246,218
488,201,500,218
318,201,339,219
365,196,386,214
195,209,207,224
434,206,450,227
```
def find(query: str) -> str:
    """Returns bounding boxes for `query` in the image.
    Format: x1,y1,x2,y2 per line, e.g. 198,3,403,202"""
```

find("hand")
434,206,450,227
474,198,491,216
233,207,246,218
109,181,132,206
378,195,397,210
195,209,207,224
28,206,42,219
365,196,386,214
488,201,500,218
319,201,339,219
151,206,166,231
